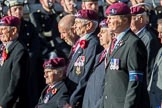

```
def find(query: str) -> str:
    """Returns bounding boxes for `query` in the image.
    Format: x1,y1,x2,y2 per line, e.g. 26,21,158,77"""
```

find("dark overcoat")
103,30,150,108
66,34,102,107
82,51,106,108
0,40,29,108
36,81,69,108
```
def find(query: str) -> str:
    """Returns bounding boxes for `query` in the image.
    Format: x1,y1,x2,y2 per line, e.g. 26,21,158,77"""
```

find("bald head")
58,14,75,30
58,14,78,46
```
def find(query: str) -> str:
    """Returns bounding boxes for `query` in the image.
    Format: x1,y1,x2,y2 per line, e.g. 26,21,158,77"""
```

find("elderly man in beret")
148,17,162,108
82,19,112,108
5,1,42,107
102,2,149,108
35,57,69,108
0,16,29,108
65,9,103,108
130,5,161,86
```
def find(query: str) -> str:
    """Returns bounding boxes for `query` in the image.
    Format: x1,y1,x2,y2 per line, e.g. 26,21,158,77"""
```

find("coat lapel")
7,40,19,54
48,82,64,98
67,47,83,75
40,82,64,103
106,30,132,68
94,51,106,68
39,86,49,103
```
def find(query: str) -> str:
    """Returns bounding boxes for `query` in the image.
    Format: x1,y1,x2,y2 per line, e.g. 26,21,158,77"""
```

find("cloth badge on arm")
129,71,143,82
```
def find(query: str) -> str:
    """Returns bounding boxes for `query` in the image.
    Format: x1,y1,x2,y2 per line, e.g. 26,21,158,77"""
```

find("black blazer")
66,34,102,107
0,39,29,108
137,26,161,85
103,30,150,108
82,52,106,108
36,81,69,108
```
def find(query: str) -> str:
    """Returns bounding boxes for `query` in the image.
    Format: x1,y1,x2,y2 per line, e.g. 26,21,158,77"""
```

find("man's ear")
122,17,129,25
86,21,93,30
58,71,64,78
81,2,85,9
11,27,17,35
139,16,143,23
7,10,11,16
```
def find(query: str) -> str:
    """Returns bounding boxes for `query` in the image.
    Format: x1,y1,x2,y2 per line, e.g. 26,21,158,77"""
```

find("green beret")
82,0,98,2
5,0,24,7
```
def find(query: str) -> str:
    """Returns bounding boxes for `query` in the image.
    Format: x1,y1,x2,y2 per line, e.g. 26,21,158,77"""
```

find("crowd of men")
0,0,162,108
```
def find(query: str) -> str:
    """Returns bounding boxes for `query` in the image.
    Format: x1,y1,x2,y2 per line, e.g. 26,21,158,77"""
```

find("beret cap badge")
99,19,108,28
43,58,66,69
110,8,117,15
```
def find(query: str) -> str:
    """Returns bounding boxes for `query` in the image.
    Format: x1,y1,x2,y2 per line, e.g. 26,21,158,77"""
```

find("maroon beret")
99,19,108,28
0,16,20,27
82,0,98,2
105,2,130,16
130,6,145,15
75,9,98,21
43,57,66,69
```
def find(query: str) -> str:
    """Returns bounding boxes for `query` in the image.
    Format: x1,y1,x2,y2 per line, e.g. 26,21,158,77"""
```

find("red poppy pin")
2,49,8,61
52,88,57,95
80,40,88,49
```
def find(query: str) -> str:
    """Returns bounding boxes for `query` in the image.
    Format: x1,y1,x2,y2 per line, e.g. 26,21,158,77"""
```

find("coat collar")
40,81,64,102
3,39,19,56
66,35,94,75
106,29,134,68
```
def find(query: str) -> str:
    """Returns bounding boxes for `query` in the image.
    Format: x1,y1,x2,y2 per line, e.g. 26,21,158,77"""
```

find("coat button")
27,33,30,36
42,24,45,27
105,96,108,99
151,91,155,94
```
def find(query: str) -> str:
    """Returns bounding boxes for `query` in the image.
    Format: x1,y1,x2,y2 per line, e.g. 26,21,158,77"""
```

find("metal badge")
74,56,85,75
0,57,3,66
110,58,119,70
76,66,81,75
44,95,50,104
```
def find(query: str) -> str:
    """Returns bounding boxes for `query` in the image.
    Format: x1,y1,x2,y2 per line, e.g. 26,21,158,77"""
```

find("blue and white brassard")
110,58,119,70
129,71,143,82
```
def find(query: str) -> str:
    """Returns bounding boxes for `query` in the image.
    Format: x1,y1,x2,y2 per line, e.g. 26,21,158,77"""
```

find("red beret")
75,9,98,21
99,19,108,28
130,6,145,15
82,0,98,2
0,16,20,27
43,57,66,69
105,2,130,16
